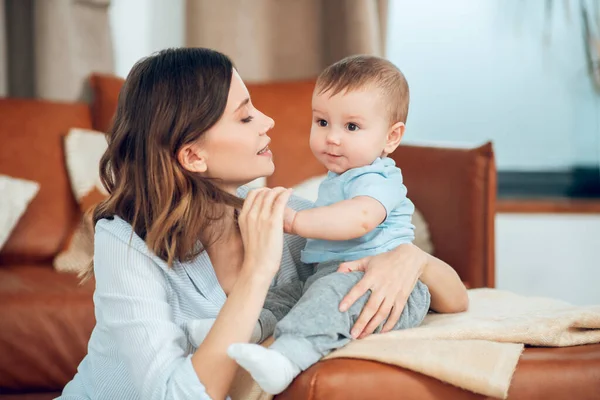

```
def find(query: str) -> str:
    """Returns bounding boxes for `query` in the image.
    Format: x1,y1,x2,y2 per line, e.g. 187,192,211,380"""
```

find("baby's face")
310,87,390,174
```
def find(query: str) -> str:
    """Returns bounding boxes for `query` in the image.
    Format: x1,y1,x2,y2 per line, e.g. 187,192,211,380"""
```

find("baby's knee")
398,281,431,329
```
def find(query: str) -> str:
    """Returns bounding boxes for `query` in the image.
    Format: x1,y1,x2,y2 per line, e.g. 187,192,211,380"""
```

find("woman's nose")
260,115,275,135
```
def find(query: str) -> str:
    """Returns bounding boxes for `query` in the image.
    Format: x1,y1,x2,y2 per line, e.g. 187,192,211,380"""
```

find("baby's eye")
346,123,360,132
316,119,328,127
241,116,254,123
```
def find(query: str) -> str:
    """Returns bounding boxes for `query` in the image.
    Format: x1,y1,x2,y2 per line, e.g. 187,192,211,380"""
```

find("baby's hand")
283,207,297,234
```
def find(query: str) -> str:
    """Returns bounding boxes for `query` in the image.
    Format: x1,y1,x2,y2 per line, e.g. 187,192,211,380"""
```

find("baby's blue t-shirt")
300,157,415,264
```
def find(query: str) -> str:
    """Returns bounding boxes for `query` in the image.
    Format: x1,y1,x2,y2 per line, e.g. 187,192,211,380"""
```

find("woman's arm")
194,187,291,399
337,243,468,338
193,268,272,399
419,252,469,314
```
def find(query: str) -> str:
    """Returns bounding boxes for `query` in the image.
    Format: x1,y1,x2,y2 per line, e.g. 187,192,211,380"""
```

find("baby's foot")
188,319,262,347
227,343,301,394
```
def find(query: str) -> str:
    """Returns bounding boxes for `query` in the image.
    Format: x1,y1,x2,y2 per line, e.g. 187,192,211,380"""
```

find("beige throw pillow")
53,213,95,274
0,175,40,250
54,128,108,274
64,127,108,206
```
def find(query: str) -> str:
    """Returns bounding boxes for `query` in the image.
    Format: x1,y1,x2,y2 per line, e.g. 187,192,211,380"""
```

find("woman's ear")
383,122,405,156
177,143,208,173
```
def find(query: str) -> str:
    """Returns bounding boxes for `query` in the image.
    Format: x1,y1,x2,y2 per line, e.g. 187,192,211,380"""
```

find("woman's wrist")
239,261,276,289
395,243,428,275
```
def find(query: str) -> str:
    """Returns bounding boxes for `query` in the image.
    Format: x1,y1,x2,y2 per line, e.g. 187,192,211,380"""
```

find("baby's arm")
285,196,386,240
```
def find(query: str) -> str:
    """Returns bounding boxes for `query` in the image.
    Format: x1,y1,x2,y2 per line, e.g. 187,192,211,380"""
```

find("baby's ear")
383,122,405,155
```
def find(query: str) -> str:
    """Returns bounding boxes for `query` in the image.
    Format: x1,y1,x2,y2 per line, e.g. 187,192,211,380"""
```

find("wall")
496,214,600,305
109,0,184,78
386,0,600,171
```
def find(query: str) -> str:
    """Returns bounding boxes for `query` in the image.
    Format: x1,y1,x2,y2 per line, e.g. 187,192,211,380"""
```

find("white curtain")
186,0,388,82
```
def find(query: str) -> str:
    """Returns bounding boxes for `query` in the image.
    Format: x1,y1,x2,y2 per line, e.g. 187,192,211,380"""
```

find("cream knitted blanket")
230,289,600,399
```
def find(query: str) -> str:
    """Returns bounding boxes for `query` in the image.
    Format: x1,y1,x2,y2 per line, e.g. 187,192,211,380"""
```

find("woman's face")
194,70,275,191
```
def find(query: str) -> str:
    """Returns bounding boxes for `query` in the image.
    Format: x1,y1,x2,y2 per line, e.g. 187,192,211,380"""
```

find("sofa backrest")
0,99,93,264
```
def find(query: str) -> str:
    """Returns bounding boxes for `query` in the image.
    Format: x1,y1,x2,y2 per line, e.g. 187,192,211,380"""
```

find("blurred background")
1,0,599,304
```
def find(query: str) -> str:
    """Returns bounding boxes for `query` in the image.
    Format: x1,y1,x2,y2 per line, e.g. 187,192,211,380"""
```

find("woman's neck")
204,207,245,294
201,206,237,243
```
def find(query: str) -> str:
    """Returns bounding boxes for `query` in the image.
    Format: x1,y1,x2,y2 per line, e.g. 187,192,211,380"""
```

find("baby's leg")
229,265,431,394
229,265,365,394
269,267,368,367
259,280,304,341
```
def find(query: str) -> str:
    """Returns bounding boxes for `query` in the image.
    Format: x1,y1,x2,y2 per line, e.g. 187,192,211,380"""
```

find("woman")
60,48,468,400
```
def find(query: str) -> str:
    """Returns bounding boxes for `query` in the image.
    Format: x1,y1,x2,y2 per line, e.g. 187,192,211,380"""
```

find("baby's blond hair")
315,55,410,124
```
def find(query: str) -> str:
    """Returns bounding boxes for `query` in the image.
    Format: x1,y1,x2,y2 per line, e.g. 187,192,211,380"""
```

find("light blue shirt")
59,187,314,400
301,157,415,264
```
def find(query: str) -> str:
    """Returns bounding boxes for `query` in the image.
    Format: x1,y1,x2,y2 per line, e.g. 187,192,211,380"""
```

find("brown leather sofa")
0,75,598,399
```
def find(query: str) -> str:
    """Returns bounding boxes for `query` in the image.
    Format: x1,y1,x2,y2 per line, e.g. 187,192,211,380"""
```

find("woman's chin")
263,162,276,177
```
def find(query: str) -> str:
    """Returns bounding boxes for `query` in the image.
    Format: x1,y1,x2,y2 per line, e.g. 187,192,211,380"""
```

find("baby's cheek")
308,133,322,152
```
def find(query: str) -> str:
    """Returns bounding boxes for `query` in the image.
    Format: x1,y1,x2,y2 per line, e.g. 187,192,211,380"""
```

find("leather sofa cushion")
0,99,93,264
0,265,95,392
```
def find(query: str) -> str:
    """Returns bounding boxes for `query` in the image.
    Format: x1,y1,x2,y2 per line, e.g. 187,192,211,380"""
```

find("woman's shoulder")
95,216,166,267
96,216,141,245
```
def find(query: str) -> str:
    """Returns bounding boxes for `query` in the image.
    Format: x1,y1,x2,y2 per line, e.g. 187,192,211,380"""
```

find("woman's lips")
257,145,272,156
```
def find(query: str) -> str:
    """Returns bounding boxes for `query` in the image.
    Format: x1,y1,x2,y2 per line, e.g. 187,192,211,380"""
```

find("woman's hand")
238,187,292,280
337,243,428,339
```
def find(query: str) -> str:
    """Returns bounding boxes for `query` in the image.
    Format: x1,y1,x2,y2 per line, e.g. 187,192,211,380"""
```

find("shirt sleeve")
93,225,212,400
344,170,407,218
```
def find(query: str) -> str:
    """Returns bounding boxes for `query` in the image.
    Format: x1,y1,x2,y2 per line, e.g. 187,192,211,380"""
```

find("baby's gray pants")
260,261,431,370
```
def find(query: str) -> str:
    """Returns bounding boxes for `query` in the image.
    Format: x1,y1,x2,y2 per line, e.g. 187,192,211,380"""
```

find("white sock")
189,319,262,347
227,343,301,394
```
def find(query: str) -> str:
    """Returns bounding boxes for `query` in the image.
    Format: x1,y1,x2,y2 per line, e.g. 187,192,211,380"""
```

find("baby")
224,55,431,394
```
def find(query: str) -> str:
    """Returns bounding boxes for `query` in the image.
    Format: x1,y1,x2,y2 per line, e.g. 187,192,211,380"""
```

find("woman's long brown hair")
81,48,244,281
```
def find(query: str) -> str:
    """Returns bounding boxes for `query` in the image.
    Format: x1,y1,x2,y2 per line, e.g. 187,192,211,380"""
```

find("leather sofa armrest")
390,142,496,288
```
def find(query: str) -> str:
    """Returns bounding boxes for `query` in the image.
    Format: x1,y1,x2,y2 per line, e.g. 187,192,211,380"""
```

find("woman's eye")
317,119,328,127
346,123,359,132
241,116,254,123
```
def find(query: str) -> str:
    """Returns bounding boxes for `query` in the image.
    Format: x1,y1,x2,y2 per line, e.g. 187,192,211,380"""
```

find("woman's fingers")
247,188,269,223
272,189,293,219
239,187,259,220
339,278,370,313
337,257,369,273
259,187,285,221
350,288,383,338
359,297,395,338
381,302,404,333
